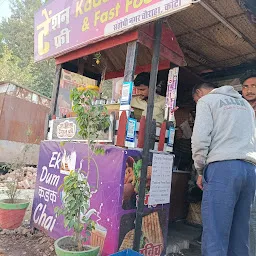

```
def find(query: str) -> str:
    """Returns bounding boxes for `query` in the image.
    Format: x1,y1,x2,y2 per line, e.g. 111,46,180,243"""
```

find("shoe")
196,234,202,245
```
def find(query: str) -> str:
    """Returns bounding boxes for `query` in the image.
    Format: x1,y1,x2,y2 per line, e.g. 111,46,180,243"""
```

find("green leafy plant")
55,171,95,251
1,162,22,203
54,88,110,251
5,180,18,203
70,88,110,179
70,88,109,144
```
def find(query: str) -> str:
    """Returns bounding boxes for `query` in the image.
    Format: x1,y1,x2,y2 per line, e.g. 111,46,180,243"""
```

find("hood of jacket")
209,85,242,99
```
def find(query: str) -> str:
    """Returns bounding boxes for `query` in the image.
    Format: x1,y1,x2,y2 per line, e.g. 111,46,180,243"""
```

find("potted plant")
54,170,99,256
54,88,110,256
0,167,29,230
0,139,33,230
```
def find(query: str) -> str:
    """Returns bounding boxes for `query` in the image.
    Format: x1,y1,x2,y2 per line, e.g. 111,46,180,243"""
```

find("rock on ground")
0,167,37,189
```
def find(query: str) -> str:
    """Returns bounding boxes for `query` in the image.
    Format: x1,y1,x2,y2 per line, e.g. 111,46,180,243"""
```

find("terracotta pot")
0,199,29,229
54,236,100,256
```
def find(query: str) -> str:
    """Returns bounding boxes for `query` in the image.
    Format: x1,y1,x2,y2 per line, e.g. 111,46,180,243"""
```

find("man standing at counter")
131,72,165,126
191,83,256,256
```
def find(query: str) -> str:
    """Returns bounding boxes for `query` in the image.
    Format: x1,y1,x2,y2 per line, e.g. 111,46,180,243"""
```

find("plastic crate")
110,249,143,256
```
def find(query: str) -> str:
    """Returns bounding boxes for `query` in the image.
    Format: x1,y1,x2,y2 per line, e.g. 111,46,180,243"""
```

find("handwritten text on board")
148,153,173,205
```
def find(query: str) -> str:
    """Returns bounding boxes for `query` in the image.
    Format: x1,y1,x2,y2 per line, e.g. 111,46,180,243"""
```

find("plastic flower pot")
110,249,143,256
0,199,29,229
54,236,100,256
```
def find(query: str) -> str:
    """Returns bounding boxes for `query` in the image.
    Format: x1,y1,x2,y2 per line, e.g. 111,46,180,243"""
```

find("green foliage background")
0,0,55,97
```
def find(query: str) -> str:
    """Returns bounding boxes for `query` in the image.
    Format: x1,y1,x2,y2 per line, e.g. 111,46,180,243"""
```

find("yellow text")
125,0,153,13
82,17,90,31
37,9,51,56
94,3,120,27
76,0,109,17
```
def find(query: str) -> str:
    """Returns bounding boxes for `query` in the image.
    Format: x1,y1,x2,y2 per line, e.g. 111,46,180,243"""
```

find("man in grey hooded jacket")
192,83,256,256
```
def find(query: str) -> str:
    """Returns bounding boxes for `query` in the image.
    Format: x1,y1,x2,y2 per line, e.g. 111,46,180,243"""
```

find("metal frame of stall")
48,19,187,252
32,0,256,253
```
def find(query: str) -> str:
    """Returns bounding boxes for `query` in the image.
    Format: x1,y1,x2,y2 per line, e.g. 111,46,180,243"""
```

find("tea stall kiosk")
31,0,196,255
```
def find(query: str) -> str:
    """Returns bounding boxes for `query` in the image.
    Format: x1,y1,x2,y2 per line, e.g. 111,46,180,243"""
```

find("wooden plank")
158,121,167,151
139,23,185,57
123,41,138,82
55,30,139,65
101,51,116,72
104,47,125,71
116,111,127,147
138,30,186,67
77,58,85,75
50,64,62,117
105,60,170,80
43,112,50,140
137,116,146,148
169,173,190,221
116,41,138,147
149,119,156,150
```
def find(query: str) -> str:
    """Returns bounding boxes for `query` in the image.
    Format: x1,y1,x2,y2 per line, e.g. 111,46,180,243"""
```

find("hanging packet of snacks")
165,67,179,121
165,67,179,152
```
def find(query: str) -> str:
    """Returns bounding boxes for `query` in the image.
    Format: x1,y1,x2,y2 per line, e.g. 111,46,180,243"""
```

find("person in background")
131,72,166,126
242,73,256,113
241,73,256,256
192,83,256,256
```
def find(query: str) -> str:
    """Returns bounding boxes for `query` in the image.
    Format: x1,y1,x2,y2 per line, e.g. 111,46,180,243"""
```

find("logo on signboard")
57,120,76,139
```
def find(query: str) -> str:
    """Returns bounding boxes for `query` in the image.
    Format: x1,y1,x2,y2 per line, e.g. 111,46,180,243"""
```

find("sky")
0,0,11,20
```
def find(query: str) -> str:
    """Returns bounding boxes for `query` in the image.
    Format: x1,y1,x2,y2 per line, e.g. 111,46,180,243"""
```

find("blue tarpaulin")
110,249,143,256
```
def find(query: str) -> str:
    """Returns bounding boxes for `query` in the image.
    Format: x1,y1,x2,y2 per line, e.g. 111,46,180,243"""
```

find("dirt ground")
0,227,200,256
0,172,49,256
0,226,56,256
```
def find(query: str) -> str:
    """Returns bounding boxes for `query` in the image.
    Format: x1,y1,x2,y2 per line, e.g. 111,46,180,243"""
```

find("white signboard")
105,0,195,35
148,153,174,205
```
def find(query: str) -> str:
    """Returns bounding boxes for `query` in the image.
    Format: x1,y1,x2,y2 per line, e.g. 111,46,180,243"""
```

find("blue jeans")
250,199,256,256
202,160,256,256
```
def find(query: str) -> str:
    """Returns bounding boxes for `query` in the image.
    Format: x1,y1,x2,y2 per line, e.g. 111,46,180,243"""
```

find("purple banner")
31,141,169,255
34,0,193,62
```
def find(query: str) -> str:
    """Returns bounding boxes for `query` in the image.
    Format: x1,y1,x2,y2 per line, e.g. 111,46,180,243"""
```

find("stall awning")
165,0,256,74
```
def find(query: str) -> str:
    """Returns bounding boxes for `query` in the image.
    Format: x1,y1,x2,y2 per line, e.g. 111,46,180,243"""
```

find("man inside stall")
131,72,166,126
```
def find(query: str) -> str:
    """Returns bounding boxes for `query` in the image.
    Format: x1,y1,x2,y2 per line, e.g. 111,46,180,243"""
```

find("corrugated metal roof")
0,81,51,100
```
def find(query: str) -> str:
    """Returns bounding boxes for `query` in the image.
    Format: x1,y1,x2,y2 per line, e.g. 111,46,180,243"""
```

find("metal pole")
123,41,138,82
133,19,163,252
50,64,62,117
